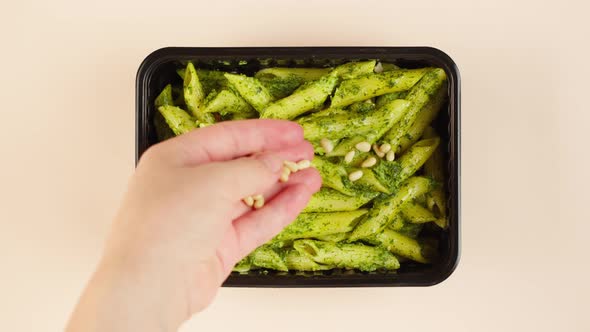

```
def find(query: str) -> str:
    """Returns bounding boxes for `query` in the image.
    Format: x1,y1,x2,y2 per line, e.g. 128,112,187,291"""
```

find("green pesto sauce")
372,161,403,192
397,222,424,238
259,74,304,99
203,89,219,104
348,101,376,113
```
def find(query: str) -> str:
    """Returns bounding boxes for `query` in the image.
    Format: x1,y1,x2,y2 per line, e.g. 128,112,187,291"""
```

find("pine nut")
280,167,291,182
374,62,383,73
361,157,377,168
284,160,299,172
344,150,355,164
373,144,385,158
355,141,371,152
380,143,392,153
386,150,395,161
320,138,334,153
348,170,364,182
253,195,265,209
297,159,311,169
243,196,254,207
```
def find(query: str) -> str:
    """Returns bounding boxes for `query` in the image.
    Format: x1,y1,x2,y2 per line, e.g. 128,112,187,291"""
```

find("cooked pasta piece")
294,239,399,271
349,176,433,241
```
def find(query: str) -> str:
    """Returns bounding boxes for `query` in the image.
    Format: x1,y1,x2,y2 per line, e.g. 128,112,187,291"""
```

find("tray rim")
135,46,461,287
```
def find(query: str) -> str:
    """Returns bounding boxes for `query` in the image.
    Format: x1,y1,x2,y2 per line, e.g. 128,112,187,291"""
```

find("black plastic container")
136,47,460,287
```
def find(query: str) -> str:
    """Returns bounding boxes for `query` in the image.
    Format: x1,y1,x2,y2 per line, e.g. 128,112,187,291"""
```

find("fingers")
227,167,321,220
229,180,321,261
193,140,315,205
147,120,305,166
213,169,321,274
270,139,315,164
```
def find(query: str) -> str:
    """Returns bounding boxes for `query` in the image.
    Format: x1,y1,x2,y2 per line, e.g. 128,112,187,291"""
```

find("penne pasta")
153,60,449,273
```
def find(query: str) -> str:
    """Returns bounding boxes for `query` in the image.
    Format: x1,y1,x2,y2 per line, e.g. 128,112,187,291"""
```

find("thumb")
217,176,322,274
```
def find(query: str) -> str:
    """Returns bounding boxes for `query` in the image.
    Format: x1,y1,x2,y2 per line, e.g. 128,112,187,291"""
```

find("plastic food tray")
136,47,460,287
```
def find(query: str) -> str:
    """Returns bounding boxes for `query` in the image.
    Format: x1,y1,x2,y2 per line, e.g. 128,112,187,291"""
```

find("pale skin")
66,120,321,332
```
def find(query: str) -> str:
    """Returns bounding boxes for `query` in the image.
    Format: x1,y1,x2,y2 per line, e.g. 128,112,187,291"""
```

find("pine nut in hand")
344,150,355,164
253,195,265,209
280,167,291,182
361,157,377,168
380,143,391,153
386,150,395,161
355,141,371,152
243,196,254,207
348,170,364,182
320,138,334,153
296,159,311,169
283,160,299,172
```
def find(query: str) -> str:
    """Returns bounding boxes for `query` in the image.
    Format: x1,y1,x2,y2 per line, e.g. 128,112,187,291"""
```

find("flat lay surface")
1,0,589,331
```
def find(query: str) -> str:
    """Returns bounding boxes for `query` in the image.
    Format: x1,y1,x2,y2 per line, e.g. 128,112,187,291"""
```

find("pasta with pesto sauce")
153,60,448,273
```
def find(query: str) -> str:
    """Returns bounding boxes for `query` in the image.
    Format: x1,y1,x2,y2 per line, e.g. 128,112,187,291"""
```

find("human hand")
66,120,321,332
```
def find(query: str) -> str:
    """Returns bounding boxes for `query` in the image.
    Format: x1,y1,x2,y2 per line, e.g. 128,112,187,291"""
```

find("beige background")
1,0,589,331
